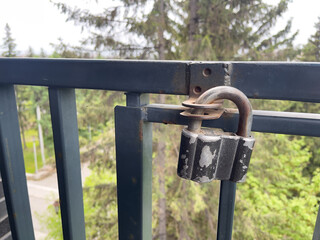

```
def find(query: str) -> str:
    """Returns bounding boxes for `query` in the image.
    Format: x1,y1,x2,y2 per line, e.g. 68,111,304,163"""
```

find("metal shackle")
188,86,253,137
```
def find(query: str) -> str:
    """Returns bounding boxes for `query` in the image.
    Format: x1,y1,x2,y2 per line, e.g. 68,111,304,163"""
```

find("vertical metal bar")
0,85,35,240
217,99,253,240
115,93,152,240
313,205,320,240
217,181,236,240
49,88,86,240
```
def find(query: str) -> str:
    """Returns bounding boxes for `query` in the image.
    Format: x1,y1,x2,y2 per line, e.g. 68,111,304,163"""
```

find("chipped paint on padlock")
229,137,255,182
191,133,221,183
177,129,198,179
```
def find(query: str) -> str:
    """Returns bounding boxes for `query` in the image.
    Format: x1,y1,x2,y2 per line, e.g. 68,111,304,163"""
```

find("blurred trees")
178,0,298,61
52,0,297,61
47,1,319,240
3,1,320,239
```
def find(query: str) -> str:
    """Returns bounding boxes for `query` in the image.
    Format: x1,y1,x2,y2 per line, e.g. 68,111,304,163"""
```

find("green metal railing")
1,58,320,239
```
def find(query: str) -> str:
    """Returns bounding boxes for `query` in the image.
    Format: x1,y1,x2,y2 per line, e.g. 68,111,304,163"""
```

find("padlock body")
177,127,255,183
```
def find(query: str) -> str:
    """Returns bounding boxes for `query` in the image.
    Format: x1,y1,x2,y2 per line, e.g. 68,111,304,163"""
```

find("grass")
22,129,53,173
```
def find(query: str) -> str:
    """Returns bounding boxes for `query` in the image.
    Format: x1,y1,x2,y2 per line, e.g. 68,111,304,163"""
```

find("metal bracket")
188,63,230,99
182,63,233,121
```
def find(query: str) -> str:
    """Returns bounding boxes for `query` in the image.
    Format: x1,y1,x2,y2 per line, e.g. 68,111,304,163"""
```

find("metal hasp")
177,86,255,183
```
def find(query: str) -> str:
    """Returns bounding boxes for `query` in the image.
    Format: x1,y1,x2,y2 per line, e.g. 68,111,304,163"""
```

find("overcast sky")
0,0,319,55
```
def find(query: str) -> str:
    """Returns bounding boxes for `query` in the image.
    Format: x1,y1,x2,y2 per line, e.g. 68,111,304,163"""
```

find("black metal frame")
0,58,320,239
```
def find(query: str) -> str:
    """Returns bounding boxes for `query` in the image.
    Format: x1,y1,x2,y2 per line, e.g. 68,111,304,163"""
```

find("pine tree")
2,23,17,57
53,0,297,61
301,17,320,62
177,0,297,61
40,48,47,58
26,46,34,57
53,1,177,59
1,24,27,149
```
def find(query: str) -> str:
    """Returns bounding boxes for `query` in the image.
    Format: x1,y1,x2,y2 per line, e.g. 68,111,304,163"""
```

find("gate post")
115,93,152,240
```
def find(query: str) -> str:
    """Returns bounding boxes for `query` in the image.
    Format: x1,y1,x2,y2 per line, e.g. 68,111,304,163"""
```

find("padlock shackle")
188,86,253,137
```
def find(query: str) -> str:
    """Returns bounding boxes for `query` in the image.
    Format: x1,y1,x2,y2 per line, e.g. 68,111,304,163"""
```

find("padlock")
177,86,255,183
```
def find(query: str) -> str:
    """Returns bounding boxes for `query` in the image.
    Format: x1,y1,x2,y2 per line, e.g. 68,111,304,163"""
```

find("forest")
2,0,320,239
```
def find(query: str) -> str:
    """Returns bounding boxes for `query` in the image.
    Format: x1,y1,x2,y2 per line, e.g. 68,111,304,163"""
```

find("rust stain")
224,108,238,114
131,177,137,184
180,109,224,120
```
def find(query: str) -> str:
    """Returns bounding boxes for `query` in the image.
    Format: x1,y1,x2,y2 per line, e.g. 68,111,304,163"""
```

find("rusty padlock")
177,86,255,183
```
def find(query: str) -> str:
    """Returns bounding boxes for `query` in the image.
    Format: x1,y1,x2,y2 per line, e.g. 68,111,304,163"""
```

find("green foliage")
301,17,320,61
52,0,299,61
15,85,55,167
235,133,320,239
23,129,45,173
40,206,63,240
82,169,118,239
39,125,119,240
50,38,93,58
176,0,298,61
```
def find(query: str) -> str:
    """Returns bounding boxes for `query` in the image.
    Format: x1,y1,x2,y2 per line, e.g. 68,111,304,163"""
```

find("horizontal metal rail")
1,59,320,102
144,104,320,137
0,58,188,94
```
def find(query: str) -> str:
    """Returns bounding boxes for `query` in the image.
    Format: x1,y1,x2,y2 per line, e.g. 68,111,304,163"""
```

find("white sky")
0,0,319,55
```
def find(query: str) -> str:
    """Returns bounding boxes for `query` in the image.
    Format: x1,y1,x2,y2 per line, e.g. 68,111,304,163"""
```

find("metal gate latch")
177,86,255,183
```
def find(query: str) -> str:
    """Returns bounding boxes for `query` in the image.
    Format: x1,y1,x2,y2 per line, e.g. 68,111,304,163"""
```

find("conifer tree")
52,0,297,61
177,0,297,60
26,46,34,57
301,17,320,62
2,23,17,57
1,24,28,149
40,48,47,58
